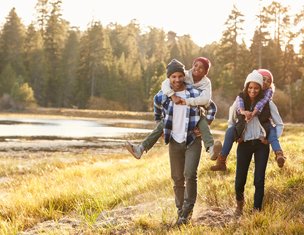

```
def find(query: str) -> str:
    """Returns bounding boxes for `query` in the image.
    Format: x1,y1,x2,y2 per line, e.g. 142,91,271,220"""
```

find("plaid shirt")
236,88,273,114
154,84,201,146
200,100,217,122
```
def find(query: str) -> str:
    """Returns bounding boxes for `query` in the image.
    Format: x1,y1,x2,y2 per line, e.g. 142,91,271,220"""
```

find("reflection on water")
0,117,154,138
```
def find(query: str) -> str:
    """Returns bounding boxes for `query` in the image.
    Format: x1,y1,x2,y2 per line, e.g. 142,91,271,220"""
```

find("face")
169,72,185,91
262,76,272,90
247,82,261,100
192,61,206,80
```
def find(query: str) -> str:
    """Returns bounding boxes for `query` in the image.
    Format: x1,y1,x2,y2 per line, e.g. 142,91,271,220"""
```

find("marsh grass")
0,120,303,234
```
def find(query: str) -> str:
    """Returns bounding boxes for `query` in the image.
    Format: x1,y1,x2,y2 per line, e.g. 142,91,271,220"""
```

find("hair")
242,81,264,105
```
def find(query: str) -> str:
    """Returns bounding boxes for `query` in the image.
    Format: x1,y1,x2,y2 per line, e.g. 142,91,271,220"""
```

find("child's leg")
221,125,236,157
197,117,222,160
141,120,164,151
210,125,236,171
197,117,213,150
125,120,163,159
268,126,286,168
268,126,281,152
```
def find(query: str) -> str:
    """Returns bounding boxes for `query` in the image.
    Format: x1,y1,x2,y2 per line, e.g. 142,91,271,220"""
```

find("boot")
235,200,244,216
210,154,227,171
275,150,286,168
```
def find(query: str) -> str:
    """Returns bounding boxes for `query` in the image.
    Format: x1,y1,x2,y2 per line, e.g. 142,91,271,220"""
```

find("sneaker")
125,141,143,159
209,140,222,160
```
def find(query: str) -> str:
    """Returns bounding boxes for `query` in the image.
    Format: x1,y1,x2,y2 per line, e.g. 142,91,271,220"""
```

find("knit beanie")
166,59,185,78
244,70,263,88
257,69,273,83
193,57,211,74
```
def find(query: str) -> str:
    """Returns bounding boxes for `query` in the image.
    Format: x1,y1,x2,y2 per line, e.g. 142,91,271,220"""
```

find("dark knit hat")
166,59,185,78
193,57,211,75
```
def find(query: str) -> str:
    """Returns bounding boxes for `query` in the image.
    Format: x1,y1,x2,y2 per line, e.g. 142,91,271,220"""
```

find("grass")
0,113,303,234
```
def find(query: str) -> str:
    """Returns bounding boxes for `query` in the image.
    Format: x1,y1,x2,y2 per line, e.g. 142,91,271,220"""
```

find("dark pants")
169,137,202,215
235,140,270,210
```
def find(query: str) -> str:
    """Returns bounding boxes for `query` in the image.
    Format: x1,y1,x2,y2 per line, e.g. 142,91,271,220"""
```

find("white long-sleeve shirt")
161,69,211,106
228,100,284,138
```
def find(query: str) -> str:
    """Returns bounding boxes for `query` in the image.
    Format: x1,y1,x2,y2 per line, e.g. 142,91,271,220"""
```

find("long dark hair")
239,82,264,110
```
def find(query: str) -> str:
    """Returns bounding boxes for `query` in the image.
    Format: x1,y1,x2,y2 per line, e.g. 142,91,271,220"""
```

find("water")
0,117,153,138
0,117,155,152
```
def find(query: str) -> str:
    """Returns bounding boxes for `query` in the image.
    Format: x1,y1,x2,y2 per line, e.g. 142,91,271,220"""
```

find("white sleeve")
161,78,174,97
185,79,211,106
269,101,284,137
228,101,237,127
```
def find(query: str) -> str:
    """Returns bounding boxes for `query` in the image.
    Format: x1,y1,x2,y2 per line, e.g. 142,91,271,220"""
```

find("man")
153,59,202,225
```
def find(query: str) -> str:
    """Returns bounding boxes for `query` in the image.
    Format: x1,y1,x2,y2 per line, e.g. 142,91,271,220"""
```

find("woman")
231,70,272,215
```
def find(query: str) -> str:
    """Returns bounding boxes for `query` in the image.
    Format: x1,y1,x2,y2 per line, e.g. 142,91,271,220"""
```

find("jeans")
268,126,281,152
142,117,213,152
235,140,270,210
169,137,202,214
221,126,236,157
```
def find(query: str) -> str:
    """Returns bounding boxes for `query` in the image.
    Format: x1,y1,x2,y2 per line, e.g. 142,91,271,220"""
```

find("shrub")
87,96,125,111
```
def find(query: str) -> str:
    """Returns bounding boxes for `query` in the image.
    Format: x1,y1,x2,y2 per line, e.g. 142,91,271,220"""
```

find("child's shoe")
209,140,222,160
210,154,227,171
275,150,286,168
125,141,143,159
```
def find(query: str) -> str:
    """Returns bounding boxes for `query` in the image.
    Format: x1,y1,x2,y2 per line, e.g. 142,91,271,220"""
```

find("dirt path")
19,199,238,234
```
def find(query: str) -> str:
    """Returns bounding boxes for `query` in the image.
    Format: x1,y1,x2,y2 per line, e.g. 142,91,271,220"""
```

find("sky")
0,0,303,47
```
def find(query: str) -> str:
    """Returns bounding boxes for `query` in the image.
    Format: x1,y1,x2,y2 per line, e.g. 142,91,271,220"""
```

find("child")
125,57,222,160
210,69,286,171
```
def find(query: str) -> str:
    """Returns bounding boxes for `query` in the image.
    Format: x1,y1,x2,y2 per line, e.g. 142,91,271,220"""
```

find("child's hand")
245,112,253,122
171,95,182,104
179,98,186,105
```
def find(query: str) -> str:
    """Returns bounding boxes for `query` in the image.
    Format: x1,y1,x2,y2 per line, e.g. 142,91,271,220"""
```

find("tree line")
0,0,303,122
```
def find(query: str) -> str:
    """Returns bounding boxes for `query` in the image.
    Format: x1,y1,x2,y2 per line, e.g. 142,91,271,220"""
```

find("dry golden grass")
0,111,303,234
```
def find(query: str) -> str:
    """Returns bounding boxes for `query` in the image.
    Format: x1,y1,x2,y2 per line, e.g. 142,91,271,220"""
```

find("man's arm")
153,91,164,122
203,100,217,125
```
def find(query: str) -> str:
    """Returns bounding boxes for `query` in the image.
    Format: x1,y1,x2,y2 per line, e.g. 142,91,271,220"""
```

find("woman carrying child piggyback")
230,70,272,215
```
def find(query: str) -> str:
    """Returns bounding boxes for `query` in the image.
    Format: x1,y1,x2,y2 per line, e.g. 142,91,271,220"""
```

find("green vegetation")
0,120,303,234
0,1,303,121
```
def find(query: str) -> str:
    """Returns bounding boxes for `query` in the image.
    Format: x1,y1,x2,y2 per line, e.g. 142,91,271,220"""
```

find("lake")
0,116,155,152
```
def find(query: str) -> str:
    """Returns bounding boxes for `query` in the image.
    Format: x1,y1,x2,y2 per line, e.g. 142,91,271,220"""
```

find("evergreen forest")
0,0,304,122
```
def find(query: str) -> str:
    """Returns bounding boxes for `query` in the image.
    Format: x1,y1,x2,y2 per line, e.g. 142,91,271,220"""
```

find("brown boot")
235,200,244,216
275,150,286,168
210,154,227,171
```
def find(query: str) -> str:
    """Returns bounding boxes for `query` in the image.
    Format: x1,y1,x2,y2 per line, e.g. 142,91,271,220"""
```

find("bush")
0,83,36,110
87,96,125,111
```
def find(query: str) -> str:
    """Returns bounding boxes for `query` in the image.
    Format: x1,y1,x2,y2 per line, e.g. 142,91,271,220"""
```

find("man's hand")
193,127,201,137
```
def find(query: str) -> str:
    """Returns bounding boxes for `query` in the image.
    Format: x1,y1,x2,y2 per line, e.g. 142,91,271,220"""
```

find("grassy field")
0,111,303,234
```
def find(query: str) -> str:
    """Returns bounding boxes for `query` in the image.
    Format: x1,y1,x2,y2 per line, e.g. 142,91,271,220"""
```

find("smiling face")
262,76,272,90
169,71,185,92
247,82,262,100
191,60,207,82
